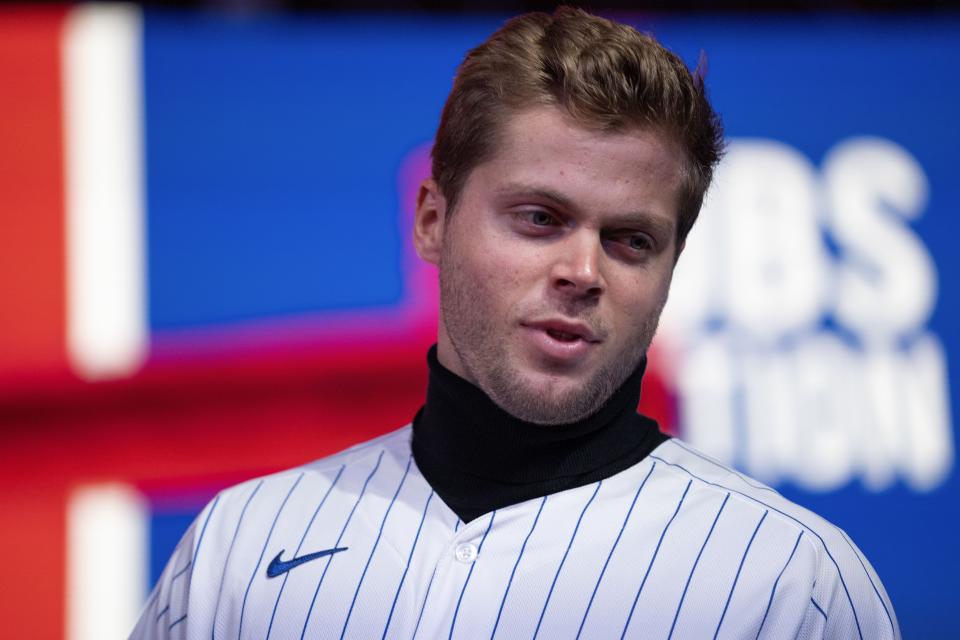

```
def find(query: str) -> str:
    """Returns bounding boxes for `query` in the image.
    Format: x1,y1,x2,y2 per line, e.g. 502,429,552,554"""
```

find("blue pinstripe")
145,588,161,615
577,463,656,640
191,493,222,579
382,490,434,640
300,450,385,640
154,540,191,620
211,480,264,640
838,528,896,638
169,614,187,630
650,454,865,640
266,465,345,640
534,482,602,640
237,472,304,639
155,542,193,624
811,598,828,620
149,520,192,627
449,511,497,640
340,456,413,640
714,510,768,640
621,479,693,640
668,440,778,495
668,493,731,640
490,496,548,640
411,563,439,640
170,562,192,584
755,530,804,640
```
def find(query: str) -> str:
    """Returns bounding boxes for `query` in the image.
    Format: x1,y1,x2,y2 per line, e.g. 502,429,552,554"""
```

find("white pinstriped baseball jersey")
131,425,898,639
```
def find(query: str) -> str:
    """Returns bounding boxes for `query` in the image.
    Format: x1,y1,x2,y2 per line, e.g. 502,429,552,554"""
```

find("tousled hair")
431,7,724,244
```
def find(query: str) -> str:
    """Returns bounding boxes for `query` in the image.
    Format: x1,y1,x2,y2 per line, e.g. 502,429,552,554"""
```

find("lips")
523,319,600,343
546,328,580,342
520,318,602,364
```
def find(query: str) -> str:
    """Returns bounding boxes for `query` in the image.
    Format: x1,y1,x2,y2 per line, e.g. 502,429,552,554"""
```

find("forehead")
472,106,686,225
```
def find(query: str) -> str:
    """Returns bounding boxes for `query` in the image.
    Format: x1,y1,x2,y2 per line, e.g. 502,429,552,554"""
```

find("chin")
520,367,586,393
513,371,591,404
525,352,602,382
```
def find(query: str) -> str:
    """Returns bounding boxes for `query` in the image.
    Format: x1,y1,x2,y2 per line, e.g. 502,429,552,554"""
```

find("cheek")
465,232,535,290
475,255,528,315
446,239,526,316
609,270,673,320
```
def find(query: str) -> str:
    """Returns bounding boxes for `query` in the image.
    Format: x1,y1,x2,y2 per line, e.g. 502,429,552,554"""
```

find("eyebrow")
495,183,578,210
494,182,676,238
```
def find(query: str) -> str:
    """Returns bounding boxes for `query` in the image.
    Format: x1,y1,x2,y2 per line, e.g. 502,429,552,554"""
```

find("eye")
605,231,656,261
513,209,561,235
526,210,557,226
627,234,652,252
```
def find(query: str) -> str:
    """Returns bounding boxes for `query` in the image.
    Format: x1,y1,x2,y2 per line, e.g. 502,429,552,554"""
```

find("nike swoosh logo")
266,547,348,578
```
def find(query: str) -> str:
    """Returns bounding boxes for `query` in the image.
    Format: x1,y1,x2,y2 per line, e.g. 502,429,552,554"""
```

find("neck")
411,345,668,522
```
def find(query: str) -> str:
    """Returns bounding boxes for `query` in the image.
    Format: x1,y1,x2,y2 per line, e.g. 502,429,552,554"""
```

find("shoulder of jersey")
201,423,413,512
298,423,413,474
650,438,899,639
651,438,851,553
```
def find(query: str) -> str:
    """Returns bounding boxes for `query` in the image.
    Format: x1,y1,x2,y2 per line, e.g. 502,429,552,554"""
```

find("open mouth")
545,328,582,342
521,321,598,363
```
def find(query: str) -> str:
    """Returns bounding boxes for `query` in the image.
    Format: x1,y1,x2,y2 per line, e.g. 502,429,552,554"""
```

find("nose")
550,232,605,298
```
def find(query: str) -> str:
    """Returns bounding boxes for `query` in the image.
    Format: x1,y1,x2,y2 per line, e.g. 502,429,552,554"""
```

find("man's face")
415,106,685,424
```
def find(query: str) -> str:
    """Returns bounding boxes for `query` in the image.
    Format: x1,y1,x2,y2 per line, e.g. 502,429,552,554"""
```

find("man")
133,8,898,639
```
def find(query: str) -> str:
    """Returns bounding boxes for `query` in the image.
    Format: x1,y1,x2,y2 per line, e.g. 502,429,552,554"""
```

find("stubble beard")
439,250,666,426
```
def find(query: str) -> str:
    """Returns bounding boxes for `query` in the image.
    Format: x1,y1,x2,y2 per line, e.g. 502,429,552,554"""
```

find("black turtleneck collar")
411,345,669,522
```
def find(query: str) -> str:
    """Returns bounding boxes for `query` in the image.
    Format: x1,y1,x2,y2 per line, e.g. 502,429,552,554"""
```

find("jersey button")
455,543,478,563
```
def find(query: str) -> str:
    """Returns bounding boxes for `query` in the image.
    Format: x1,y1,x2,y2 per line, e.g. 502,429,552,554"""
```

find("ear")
413,178,447,265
